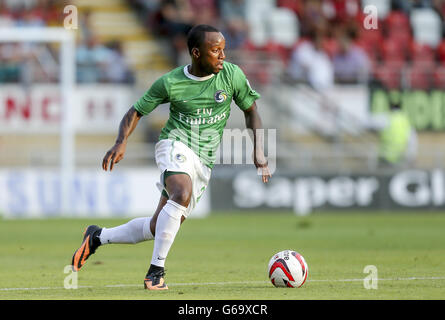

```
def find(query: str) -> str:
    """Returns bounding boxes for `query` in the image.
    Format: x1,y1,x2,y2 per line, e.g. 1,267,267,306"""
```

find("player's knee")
169,189,191,207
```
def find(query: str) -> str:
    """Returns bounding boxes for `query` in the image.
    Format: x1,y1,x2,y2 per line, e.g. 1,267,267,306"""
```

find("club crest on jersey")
175,153,186,163
214,90,227,103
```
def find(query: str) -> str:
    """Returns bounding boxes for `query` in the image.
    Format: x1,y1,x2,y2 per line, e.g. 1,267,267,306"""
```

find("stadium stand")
0,0,170,87
2,0,445,171
3,0,444,91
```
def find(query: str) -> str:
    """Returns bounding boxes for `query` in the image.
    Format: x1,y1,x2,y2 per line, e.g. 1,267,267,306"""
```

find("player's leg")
98,189,184,245
144,173,192,290
71,195,168,272
149,192,186,237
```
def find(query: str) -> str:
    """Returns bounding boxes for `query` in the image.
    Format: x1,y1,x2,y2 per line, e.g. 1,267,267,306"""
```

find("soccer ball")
268,250,308,288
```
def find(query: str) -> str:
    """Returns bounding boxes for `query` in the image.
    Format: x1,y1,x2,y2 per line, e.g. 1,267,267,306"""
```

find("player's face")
199,32,226,74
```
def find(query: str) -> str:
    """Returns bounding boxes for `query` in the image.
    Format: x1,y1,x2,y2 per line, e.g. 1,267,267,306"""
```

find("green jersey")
134,62,260,168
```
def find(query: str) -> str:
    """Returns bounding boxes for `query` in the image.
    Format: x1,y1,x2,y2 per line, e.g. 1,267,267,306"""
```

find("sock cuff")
98,227,108,245
142,217,154,240
164,200,187,220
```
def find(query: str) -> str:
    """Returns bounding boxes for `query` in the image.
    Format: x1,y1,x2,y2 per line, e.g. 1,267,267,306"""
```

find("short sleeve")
134,76,169,115
232,65,261,111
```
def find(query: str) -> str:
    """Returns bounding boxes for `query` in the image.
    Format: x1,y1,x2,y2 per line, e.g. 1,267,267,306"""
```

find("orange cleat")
71,225,102,271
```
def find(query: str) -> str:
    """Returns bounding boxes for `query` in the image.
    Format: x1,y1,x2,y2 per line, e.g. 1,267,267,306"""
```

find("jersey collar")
183,65,215,81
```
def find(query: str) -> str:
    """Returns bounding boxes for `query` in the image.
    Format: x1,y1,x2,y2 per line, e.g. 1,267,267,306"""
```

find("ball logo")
214,90,227,103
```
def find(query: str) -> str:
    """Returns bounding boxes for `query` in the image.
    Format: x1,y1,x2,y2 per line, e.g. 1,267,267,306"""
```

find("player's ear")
192,47,200,59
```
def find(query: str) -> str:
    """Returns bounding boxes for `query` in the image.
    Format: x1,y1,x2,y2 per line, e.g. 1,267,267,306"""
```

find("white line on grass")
1,276,445,291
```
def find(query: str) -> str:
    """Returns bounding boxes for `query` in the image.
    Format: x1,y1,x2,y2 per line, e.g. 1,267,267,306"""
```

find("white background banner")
0,84,134,133
0,168,210,219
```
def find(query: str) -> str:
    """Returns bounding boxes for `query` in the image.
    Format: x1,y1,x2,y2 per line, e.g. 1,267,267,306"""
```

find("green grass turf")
0,211,444,300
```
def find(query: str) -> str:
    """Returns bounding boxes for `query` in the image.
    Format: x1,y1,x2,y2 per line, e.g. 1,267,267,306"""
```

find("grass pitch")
0,211,444,300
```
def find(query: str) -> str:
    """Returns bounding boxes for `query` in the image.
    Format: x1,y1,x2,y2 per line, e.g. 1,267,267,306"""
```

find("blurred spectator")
157,0,194,65
78,9,94,44
15,5,45,27
127,0,162,30
392,0,412,13
76,36,111,83
158,0,193,36
371,102,417,167
287,27,334,90
332,31,370,83
128,0,162,14
410,0,434,9
0,0,134,84
219,0,248,50
323,0,360,24
299,0,326,37
277,0,304,18
0,0,14,27
103,41,134,84
0,43,21,82
188,0,218,25
76,36,133,84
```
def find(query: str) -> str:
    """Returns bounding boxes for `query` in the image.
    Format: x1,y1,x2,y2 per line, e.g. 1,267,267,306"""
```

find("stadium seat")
330,0,361,22
384,11,412,53
387,30,412,51
406,64,431,89
277,0,304,18
380,38,406,63
410,8,442,48
433,65,445,88
246,17,268,47
245,0,275,47
384,10,410,32
373,61,404,89
410,41,435,68
267,7,299,48
357,26,382,60
437,40,445,64
322,37,339,58
355,36,379,62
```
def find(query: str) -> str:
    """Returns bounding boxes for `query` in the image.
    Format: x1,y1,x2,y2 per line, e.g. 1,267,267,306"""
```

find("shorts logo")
214,90,227,103
175,153,186,163
196,186,206,203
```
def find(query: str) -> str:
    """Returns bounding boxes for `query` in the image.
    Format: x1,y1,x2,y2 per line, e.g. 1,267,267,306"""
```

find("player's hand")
254,156,271,183
257,165,272,183
102,142,126,171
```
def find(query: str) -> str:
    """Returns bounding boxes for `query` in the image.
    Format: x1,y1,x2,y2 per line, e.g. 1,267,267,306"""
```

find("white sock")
150,200,187,268
99,217,154,244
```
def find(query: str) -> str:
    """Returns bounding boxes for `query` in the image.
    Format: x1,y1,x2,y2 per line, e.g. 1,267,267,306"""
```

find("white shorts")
154,139,212,218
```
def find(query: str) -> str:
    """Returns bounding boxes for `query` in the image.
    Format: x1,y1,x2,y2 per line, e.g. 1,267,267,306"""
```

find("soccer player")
71,24,271,290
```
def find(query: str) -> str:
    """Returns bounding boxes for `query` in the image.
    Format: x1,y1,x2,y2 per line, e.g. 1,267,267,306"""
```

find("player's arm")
243,101,271,183
102,106,143,171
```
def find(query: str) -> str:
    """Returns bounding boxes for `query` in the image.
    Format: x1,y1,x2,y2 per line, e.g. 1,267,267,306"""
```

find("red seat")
407,64,432,89
358,27,383,49
356,27,383,62
387,29,412,51
380,38,405,63
322,37,339,58
433,65,445,88
355,38,379,62
373,62,404,89
410,41,435,67
385,11,410,32
436,40,445,64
